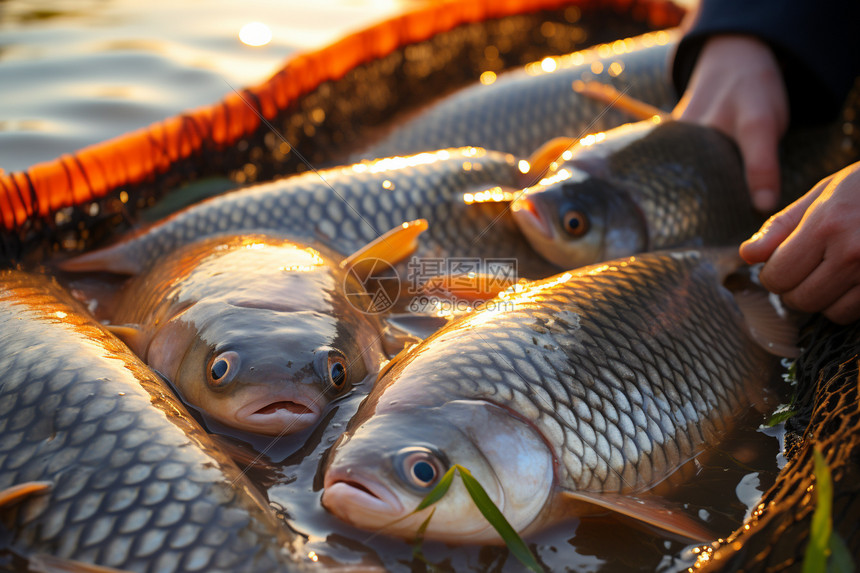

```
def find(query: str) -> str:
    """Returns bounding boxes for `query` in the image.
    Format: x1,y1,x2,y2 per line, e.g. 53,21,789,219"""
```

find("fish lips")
235,388,323,435
322,465,405,521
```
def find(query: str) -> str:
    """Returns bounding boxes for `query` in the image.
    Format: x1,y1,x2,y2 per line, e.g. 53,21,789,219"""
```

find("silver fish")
358,31,678,159
62,148,558,280
510,120,757,269
105,232,389,437
322,248,793,544
0,269,299,572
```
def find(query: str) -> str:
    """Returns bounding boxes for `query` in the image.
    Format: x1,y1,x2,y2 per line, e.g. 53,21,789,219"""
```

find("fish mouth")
511,196,554,240
237,394,322,435
322,468,405,520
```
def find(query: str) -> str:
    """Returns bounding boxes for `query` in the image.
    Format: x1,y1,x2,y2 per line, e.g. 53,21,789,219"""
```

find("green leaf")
408,463,545,573
802,447,833,573
455,465,544,573
413,465,456,512
828,530,855,573
766,405,797,427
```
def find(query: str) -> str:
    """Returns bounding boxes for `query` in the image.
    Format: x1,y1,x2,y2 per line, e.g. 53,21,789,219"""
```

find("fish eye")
314,347,350,395
561,210,589,237
206,350,240,390
395,447,446,491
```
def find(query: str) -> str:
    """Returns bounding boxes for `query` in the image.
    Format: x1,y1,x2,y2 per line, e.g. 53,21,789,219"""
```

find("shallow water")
0,1,785,571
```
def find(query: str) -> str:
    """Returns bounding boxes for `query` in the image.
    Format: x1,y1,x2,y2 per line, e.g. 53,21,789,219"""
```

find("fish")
510,120,758,269
60,148,559,280
358,31,678,160
98,225,430,436
321,248,796,544
0,269,299,572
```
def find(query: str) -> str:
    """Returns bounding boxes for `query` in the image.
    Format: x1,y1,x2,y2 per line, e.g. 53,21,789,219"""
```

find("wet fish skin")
109,233,385,436
359,32,678,159
322,249,777,542
0,270,298,572
64,148,558,279
511,120,757,269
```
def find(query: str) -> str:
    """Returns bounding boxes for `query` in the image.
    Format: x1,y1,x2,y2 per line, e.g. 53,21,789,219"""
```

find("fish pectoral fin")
419,274,518,302
525,137,579,179
57,244,142,275
0,481,52,509
382,313,452,354
105,324,145,350
560,490,715,543
727,272,800,358
29,553,134,573
572,80,669,122
341,219,428,271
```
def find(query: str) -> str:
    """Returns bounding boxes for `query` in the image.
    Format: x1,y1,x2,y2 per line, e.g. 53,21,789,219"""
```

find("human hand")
740,161,860,324
673,35,789,213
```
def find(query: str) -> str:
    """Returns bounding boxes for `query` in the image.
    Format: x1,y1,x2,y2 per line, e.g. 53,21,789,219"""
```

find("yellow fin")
561,490,715,543
525,137,579,179
0,481,52,508
420,273,517,302
572,80,669,121
104,324,145,350
340,219,428,270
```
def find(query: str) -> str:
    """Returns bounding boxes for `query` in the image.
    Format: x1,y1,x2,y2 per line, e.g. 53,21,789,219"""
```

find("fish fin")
382,313,451,355
419,273,518,302
0,481,52,508
57,244,142,275
726,269,800,358
525,137,579,178
572,80,669,121
560,490,715,543
340,219,428,270
104,324,145,350
28,554,133,573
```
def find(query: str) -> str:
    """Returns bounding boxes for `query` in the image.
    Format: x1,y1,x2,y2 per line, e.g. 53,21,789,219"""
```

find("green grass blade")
802,447,832,573
455,465,544,573
413,465,457,512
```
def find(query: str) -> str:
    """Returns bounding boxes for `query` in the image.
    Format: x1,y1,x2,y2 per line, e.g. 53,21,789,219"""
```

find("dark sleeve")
672,0,860,125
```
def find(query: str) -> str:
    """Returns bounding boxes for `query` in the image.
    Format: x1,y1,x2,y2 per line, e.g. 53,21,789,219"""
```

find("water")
0,1,784,571
0,0,407,173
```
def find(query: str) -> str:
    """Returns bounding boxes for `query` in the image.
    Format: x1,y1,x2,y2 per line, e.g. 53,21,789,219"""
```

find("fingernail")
752,189,777,212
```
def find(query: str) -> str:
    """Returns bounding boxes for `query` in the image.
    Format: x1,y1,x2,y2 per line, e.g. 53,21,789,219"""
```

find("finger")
739,176,831,264
734,116,782,212
778,256,847,313
823,284,860,325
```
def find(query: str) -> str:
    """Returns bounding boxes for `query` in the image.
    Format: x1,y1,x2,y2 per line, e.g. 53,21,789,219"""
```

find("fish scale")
358,33,678,159
0,270,298,572
324,249,778,543
66,148,559,280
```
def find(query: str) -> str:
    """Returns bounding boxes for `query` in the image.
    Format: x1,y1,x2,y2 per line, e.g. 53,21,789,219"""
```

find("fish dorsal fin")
29,554,134,573
340,219,428,270
572,80,669,121
561,490,715,543
525,137,579,179
724,268,800,358
105,324,145,351
0,481,52,509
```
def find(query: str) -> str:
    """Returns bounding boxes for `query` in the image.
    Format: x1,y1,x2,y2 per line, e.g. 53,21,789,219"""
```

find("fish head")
322,399,554,543
141,237,384,436
511,167,648,269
